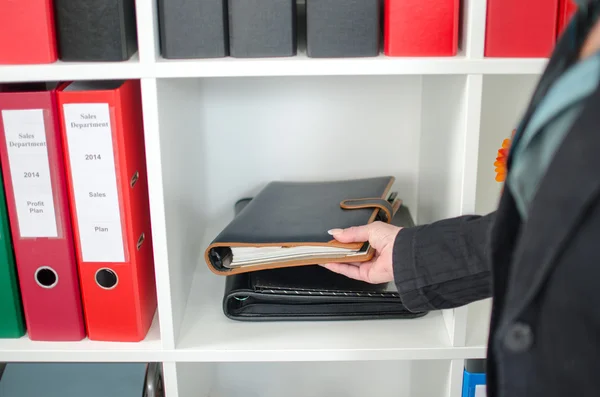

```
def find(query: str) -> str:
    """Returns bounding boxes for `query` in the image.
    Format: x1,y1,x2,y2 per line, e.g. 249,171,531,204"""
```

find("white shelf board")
0,53,546,82
0,53,143,83
173,221,486,362
155,53,547,78
0,313,162,362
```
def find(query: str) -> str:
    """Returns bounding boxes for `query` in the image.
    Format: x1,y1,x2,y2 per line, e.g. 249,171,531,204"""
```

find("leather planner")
205,176,401,275
222,198,428,321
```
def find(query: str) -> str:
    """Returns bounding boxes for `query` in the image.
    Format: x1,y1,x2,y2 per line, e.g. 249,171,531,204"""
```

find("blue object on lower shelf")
463,359,487,397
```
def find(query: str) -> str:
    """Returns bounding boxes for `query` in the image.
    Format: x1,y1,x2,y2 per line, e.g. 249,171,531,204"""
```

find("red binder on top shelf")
384,0,460,56
56,80,157,342
0,0,58,64
485,0,558,58
0,84,85,341
557,0,577,37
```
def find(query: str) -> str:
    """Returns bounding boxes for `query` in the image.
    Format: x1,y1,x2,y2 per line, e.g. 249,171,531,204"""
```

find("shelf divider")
464,0,489,58
134,0,160,63
140,77,176,350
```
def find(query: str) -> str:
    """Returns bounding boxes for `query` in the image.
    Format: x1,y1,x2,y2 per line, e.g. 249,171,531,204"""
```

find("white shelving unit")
0,0,544,396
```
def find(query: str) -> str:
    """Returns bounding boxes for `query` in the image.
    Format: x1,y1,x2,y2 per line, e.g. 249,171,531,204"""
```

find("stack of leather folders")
203,176,428,321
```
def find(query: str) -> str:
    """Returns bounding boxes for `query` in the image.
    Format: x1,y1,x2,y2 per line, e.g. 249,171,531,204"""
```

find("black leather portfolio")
222,198,428,321
205,176,402,275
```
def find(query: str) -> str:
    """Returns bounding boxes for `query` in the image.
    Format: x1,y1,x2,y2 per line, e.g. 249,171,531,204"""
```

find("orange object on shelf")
494,130,515,182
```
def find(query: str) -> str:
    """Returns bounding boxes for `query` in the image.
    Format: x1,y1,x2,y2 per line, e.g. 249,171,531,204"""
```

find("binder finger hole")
130,171,139,188
95,268,118,290
35,267,58,289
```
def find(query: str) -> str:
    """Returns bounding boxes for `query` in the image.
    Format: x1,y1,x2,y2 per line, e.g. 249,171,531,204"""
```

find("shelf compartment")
0,314,162,362
174,360,453,397
154,75,486,360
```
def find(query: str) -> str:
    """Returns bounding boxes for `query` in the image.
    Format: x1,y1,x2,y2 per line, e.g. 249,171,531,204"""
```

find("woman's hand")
322,221,402,284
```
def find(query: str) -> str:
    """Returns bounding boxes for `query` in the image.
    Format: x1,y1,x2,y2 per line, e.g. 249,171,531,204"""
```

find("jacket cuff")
392,225,434,312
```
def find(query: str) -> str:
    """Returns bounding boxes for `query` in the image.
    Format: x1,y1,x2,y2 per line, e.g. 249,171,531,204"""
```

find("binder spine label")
63,103,125,262
1,109,58,238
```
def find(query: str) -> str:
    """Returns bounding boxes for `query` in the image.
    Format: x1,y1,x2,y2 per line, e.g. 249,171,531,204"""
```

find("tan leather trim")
340,197,394,223
364,176,395,224
391,198,402,215
204,246,376,276
204,240,366,275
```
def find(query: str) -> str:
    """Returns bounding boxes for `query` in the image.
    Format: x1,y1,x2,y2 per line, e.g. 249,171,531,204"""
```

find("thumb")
327,224,371,243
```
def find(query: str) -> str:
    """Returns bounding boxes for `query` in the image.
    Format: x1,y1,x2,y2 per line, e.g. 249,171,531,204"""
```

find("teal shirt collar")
507,53,600,218
511,53,600,158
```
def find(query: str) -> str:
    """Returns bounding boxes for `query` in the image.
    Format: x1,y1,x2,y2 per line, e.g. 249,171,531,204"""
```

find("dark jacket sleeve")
393,212,495,312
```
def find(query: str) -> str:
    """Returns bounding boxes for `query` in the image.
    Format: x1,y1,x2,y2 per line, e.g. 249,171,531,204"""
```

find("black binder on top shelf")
54,0,138,61
222,198,428,321
306,0,381,58
158,0,228,59
228,0,297,58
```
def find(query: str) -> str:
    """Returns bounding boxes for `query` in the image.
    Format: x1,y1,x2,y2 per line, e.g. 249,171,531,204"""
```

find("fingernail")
328,229,343,235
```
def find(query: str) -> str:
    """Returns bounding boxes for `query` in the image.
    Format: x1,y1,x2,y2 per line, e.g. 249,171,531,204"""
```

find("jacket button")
504,322,533,353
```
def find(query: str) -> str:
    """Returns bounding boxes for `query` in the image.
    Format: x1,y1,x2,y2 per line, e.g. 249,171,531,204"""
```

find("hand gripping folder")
205,176,402,275
57,80,157,342
0,84,85,341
